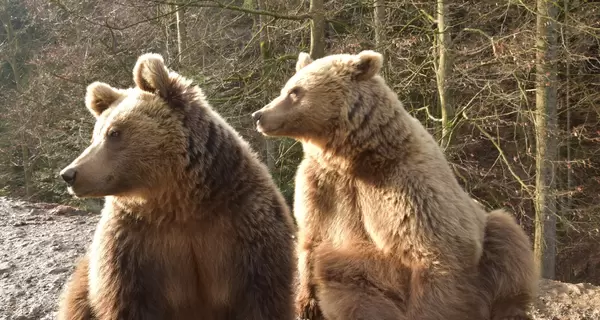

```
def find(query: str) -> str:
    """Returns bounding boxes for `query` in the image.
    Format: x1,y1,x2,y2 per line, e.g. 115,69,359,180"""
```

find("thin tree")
534,0,559,279
309,0,325,59
434,0,453,148
257,0,276,171
373,0,387,77
563,0,572,215
175,4,186,64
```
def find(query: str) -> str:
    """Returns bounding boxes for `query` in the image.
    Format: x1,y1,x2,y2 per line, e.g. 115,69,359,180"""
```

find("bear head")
252,50,383,147
59,53,193,198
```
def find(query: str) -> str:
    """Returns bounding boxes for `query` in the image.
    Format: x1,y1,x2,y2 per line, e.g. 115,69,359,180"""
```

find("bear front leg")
88,230,168,320
95,257,167,320
407,266,489,320
295,236,324,320
58,255,94,320
313,243,409,320
293,161,327,320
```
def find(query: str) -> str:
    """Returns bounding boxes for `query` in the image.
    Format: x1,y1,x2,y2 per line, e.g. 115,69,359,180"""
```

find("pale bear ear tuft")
351,50,383,81
85,82,123,118
296,52,314,72
133,53,171,98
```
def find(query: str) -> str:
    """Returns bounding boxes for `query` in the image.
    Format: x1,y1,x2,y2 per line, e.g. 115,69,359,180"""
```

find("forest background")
0,0,598,284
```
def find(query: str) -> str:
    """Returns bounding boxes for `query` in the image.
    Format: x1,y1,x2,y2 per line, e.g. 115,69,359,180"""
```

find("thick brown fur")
252,50,538,320
57,53,296,319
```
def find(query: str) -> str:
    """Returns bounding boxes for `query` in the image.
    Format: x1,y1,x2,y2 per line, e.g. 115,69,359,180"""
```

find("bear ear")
133,53,171,98
85,82,123,117
350,50,383,81
296,52,314,72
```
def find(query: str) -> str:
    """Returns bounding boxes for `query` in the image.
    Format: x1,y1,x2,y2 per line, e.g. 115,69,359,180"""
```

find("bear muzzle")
253,103,286,133
59,143,115,197
252,110,271,134
60,167,78,186
251,110,263,123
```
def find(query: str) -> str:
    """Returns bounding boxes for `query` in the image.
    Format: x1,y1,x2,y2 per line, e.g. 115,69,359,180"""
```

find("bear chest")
353,182,430,260
88,213,222,314
311,175,370,247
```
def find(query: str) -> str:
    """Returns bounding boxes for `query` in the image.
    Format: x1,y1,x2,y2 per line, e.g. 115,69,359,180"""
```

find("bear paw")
296,295,323,320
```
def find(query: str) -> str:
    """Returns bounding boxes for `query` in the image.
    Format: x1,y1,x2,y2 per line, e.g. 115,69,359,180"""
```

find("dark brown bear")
57,53,296,320
252,50,538,320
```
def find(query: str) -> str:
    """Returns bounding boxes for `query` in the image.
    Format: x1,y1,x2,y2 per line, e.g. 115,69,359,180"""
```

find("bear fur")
252,50,538,320
57,53,296,319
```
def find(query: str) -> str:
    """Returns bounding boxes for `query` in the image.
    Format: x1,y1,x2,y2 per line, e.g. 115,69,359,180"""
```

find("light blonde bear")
252,50,538,320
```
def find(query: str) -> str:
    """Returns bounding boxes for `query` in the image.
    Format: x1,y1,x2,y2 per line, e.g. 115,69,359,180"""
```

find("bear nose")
252,110,263,122
60,168,77,186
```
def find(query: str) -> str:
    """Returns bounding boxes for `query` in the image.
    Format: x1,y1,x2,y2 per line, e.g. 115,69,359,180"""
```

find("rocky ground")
0,196,599,320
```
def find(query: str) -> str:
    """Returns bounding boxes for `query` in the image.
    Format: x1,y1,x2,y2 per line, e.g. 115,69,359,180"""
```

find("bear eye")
107,128,121,139
289,87,302,100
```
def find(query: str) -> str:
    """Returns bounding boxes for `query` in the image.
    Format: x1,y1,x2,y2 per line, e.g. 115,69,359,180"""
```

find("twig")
462,112,534,199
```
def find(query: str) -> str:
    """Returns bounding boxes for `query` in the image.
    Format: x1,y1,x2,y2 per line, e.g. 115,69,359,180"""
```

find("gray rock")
48,267,69,275
0,262,13,275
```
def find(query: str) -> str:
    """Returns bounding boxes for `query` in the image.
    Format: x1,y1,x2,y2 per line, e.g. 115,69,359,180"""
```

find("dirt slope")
0,196,599,319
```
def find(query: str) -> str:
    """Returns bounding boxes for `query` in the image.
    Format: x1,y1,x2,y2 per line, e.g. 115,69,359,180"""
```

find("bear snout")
252,110,263,122
60,167,78,186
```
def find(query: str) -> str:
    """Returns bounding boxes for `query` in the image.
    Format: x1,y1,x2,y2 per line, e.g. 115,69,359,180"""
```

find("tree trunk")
373,0,387,77
257,0,276,171
309,0,325,59
534,0,558,280
175,4,186,64
435,0,453,148
563,0,572,215
162,4,171,61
